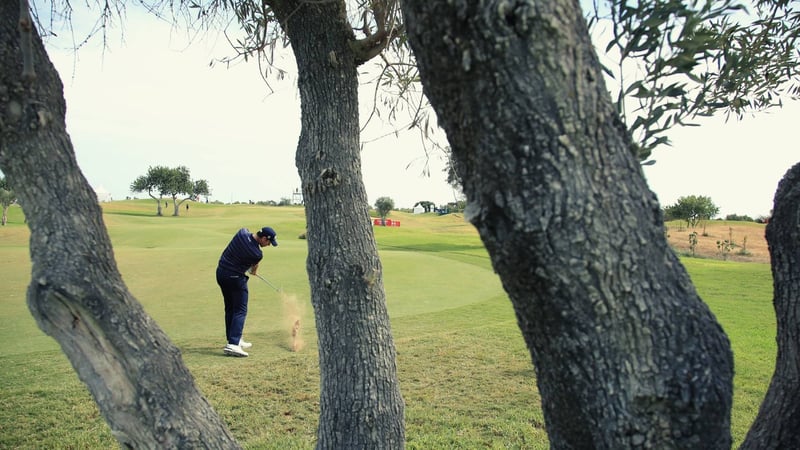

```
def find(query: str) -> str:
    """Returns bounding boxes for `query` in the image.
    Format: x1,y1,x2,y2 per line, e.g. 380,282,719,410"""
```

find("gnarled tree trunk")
742,162,800,449
268,1,405,447
0,3,238,447
402,1,733,447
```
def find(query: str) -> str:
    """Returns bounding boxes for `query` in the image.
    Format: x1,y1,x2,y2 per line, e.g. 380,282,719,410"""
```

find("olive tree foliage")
161,166,210,216
663,194,720,228
426,0,800,190
0,175,17,225
374,196,394,218
1,2,240,447
130,165,171,216
587,0,800,162
130,165,210,216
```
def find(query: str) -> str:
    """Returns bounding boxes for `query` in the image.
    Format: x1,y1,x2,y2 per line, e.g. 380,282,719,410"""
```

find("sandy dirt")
664,221,770,264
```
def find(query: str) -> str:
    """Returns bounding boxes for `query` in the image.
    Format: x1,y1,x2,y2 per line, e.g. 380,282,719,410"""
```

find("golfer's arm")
249,263,259,275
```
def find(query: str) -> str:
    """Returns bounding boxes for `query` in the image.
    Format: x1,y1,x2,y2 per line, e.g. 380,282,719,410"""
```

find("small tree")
191,179,211,203
0,176,16,226
130,166,171,216
664,195,720,229
374,197,394,220
163,167,210,216
725,213,754,222
131,166,209,216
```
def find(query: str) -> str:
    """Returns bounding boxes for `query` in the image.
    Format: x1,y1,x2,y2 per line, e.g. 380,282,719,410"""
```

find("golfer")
216,226,278,357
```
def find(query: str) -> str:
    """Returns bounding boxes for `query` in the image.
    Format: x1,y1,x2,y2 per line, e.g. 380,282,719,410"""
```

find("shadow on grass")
104,211,161,217
179,346,230,358
379,242,485,253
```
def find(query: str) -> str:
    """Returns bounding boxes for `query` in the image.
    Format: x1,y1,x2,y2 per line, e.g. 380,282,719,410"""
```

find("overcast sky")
40,7,797,216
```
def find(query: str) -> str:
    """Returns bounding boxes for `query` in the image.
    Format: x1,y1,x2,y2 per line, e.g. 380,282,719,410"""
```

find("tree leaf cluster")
663,194,720,228
130,165,210,215
590,0,800,161
374,196,394,218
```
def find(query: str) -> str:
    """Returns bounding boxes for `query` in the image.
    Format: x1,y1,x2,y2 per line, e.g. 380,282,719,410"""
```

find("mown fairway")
0,201,775,448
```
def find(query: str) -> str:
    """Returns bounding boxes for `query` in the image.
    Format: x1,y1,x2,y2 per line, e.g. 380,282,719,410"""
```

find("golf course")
0,200,775,448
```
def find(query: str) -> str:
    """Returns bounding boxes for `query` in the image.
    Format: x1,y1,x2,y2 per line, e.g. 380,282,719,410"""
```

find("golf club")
252,273,282,292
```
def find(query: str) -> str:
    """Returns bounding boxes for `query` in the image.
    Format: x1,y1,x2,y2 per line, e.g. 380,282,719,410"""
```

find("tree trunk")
741,162,800,449
268,1,405,448
0,4,239,448
401,1,733,448
149,193,163,216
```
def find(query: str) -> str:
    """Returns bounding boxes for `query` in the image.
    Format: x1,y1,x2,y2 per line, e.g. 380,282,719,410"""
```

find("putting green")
0,203,503,357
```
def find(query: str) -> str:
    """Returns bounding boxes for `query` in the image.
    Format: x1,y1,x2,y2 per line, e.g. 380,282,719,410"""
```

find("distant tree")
163,167,210,216
374,197,395,219
664,195,720,228
130,166,171,216
414,200,435,213
446,200,466,213
192,179,211,203
0,176,16,226
278,197,292,206
131,166,209,217
725,213,754,222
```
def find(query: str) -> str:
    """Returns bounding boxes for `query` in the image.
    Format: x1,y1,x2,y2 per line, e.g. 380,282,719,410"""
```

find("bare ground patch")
665,221,769,264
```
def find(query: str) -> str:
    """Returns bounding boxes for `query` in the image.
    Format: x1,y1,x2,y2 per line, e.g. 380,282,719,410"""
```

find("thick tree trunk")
402,1,733,448
0,3,239,448
268,1,405,448
741,162,800,449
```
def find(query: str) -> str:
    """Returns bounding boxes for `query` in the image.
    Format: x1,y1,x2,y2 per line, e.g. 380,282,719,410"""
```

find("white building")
94,186,112,202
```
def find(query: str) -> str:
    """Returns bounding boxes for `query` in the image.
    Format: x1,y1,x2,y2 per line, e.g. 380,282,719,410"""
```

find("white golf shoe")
224,344,249,357
239,339,252,349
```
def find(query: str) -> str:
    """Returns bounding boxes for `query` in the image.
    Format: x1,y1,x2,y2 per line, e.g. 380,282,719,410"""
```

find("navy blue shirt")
217,228,263,275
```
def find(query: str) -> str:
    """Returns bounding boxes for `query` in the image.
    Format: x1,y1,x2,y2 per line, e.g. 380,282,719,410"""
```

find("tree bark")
401,1,733,448
0,3,239,448
267,1,405,448
741,162,800,449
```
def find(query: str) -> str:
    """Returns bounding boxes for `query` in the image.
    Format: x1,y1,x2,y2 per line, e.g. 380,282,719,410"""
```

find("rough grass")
0,202,775,448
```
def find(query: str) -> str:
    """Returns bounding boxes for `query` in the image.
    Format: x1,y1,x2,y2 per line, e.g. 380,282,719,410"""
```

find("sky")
40,7,797,216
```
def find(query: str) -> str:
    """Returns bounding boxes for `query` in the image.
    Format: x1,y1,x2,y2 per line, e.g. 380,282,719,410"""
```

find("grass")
0,202,775,448
681,258,776,442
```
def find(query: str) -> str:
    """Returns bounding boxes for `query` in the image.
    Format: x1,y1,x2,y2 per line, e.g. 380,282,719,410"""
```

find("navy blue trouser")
216,267,249,345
